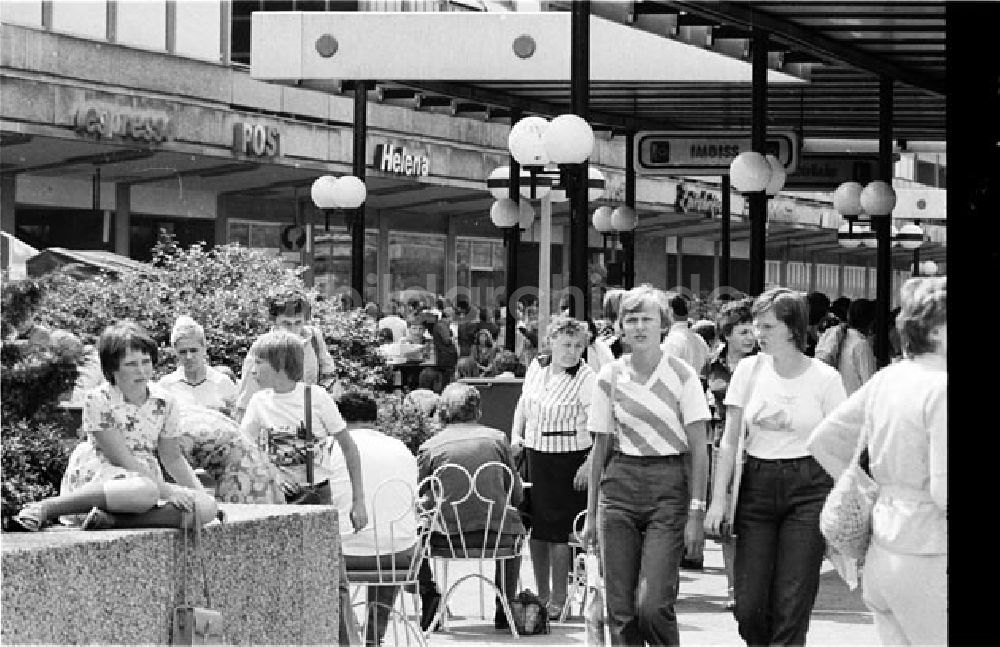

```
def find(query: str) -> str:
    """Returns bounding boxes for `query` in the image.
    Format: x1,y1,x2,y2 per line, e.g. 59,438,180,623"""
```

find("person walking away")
582,285,710,646
704,287,846,646
661,293,711,375
808,277,947,646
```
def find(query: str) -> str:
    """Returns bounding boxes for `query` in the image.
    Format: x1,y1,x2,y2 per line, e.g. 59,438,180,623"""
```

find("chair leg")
428,571,520,640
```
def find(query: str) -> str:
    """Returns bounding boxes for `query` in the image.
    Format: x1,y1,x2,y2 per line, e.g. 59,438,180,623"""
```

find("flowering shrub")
375,390,441,455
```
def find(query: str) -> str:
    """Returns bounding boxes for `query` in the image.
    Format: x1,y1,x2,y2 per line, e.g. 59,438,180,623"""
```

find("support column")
568,0,591,319
748,28,769,296
538,194,553,343
1,173,16,271
720,175,731,291
445,216,457,294
712,242,720,292
623,130,636,289
114,183,130,258
675,236,684,290
808,253,817,292
299,195,315,288
351,80,369,308
504,108,522,352
874,78,893,367
836,254,844,296
377,212,390,307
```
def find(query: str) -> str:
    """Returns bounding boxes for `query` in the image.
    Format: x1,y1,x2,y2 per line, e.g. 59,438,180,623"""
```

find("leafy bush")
375,391,441,455
1,344,81,424
35,236,387,389
1,419,71,519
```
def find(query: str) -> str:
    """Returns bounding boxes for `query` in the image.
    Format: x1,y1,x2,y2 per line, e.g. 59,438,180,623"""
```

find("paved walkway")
362,539,877,646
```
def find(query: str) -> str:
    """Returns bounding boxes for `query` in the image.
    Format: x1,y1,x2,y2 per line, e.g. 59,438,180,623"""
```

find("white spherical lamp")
487,166,511,200
592,206,614,233
729,152,772,193
764,154,787,197
587,167,607,202
920,260,939,276
543,114,595,165
508,116,550,167
331,175,367,209
896,223,924,250
311,175,340,209
833,182,864,217
490,198,520,228
611,205,638,232
518,200,535,230
837,222,861,248
860,181,896,216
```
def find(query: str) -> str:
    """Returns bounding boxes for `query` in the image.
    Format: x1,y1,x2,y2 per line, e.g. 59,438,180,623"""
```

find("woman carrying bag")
704,288,846,646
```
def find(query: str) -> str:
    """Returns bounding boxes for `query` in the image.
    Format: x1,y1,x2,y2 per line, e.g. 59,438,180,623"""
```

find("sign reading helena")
635,130,799,176
372,143,430,177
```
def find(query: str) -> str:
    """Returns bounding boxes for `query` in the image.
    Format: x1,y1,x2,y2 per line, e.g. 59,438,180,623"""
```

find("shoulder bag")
171,502,226,646
286,384,332,505
722,353,765,537
819,395,878,561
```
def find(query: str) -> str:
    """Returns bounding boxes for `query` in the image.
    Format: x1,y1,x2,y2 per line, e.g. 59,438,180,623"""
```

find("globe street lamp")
311,174,367,305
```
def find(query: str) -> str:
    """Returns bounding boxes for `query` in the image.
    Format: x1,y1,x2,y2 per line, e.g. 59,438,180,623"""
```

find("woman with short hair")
808,277,947,646
705,288,847,645
511,315,596,618
13,322,217,531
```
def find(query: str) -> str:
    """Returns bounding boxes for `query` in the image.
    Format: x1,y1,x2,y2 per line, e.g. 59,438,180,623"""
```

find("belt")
613,452,687,463
747,455,812,466
540,430,578,437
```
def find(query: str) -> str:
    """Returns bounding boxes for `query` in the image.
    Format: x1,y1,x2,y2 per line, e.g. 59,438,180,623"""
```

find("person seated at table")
233,291,339,422
455,356,480,379
485,349,525,379
415,383,526,632
156,316,283,504
12,322,218,532
321,390,420,647
375,327,400,361
470,328,498,375
398,316,430,362
403,388,441,418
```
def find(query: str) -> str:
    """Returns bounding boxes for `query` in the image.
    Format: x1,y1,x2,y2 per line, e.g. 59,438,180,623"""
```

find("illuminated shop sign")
73,106,172,143
372,143,430,177
233,122,280,157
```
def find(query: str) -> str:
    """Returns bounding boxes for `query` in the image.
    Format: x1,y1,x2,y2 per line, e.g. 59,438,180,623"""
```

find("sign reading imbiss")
635,130,799,176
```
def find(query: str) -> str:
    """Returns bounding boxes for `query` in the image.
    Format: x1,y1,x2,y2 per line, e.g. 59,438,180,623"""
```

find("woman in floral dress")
156,316,283,504
13,322,217,531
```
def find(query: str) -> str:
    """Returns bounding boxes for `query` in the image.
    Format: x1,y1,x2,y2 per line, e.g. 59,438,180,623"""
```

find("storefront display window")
313,227,378,304
228,220,300,266
456,236,505,311
389,231,446,298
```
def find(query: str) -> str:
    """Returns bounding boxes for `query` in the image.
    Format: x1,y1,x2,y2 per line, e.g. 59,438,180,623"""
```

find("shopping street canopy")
249,2,945,263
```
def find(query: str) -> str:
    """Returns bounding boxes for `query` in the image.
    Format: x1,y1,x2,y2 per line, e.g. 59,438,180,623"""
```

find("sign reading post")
635,130,799,176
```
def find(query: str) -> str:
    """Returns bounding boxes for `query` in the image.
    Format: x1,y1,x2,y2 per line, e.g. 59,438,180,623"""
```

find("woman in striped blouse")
583,285,711,645
511,316,596,619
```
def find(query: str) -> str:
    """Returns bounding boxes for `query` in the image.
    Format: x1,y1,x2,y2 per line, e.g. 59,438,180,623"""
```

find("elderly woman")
704,288,847,646
583,285,711,645
13,322,217,531
156,316,283,504
511,315,596,619
233,290,339,422
808,277,947,646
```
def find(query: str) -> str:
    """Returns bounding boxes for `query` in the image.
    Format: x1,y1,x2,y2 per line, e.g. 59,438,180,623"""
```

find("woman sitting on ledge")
12,321,218,531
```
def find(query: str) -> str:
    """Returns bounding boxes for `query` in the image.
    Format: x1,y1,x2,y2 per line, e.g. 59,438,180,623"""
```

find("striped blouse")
588,353,711,457
519,359,596,453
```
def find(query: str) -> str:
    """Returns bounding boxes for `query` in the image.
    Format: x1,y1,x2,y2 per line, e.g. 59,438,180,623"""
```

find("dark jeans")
599,453,689,646
734,456,833,646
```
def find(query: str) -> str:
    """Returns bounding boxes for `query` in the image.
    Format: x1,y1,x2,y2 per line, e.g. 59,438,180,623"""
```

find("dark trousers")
599,453,689,646
734,456,833,646
417,531,522,601
344,551,414,646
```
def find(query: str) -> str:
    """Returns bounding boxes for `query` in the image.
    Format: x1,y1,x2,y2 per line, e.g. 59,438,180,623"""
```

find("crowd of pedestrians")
3,275,946,646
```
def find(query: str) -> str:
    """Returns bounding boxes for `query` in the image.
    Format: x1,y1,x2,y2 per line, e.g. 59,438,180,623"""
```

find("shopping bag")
584,548,610,647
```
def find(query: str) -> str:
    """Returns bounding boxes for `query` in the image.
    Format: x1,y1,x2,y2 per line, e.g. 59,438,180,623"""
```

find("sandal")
11,502,49,532
81,507,116,531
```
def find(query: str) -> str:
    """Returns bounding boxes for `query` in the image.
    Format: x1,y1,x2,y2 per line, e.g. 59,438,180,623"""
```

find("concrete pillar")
445,216,457,294
115,184,131,257
1,173,16,271
299,196,315,288
675,236,683,290
377,213,390,308
712,241,720,291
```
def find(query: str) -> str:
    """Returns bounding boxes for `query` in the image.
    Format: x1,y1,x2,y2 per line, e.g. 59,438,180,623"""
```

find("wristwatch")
689,498,707,512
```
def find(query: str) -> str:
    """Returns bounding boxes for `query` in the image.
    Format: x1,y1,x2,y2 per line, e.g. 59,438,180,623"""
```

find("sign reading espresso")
73,106,172,143
233,122,280,157
372,143,430,177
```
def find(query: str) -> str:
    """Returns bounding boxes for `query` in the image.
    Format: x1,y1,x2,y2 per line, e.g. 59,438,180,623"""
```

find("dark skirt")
525,447,589,543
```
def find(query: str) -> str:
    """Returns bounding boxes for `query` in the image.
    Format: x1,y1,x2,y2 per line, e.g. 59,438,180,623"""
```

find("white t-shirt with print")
725,354,846,459
240,383,346,483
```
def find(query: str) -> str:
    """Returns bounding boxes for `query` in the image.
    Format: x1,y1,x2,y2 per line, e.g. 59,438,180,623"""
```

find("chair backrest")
571,509,588,547
361,475,443,585
430,460,522,559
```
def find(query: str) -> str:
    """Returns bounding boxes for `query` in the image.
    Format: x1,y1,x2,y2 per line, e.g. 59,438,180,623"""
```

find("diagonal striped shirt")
520,359,596,453
588,353,711,456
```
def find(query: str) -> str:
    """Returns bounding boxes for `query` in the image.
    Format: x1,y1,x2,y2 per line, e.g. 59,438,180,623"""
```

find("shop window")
389,231,446,297
313,227,378,304
456,236,504,311
228,219,299,266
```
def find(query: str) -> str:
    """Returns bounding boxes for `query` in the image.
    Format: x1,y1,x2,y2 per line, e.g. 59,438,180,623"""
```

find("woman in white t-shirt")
156,316,283,504
705,288,847,646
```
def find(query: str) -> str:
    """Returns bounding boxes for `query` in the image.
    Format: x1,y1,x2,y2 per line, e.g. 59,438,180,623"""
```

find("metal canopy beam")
666,1,945,95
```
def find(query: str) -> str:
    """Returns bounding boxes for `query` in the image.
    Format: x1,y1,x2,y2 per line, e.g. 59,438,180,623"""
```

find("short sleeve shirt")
726,355,846,459
82,382,180,456
157,366,237,410
520,360,595,453
588,353,711,456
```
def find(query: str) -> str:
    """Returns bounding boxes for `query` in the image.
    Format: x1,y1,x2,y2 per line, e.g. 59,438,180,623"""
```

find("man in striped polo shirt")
583,285,710,646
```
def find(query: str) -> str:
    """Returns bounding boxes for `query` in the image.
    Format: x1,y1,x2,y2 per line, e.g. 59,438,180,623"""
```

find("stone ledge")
1,504,340,645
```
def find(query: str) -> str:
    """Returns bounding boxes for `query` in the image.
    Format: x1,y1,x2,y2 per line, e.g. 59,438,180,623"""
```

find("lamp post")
489,114,603,340
310,174,367,307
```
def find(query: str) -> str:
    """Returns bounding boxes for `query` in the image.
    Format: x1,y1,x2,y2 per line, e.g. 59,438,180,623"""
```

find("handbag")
286,384,332,506
171,502,225,646
819,401,878,561
507,589,550,635
721,353,765,538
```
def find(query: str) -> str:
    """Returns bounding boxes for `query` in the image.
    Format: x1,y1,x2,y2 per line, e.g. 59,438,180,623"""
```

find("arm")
232,348,259,423
158,435,205,493
926,382,947,511
855,337,877,385
334,429,368,532
582,433,611,547
510,396,526,451
704,404,742,535
311,327,338,386
499,436,523,507
684,420,709,554
806,382,866,479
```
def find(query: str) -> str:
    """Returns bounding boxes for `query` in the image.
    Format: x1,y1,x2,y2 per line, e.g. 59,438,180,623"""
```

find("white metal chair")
346,474,443,647
425,460,526,638
557,509,590,622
